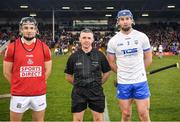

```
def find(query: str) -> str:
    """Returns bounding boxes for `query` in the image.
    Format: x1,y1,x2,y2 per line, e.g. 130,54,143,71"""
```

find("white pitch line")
103,98,110,122
0,93,11,99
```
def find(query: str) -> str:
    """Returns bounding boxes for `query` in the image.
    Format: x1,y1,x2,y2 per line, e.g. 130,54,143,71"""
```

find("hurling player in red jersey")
3,17,52,121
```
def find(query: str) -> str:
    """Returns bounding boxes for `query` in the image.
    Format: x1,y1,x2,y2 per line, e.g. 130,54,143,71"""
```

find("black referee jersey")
64,48,110,86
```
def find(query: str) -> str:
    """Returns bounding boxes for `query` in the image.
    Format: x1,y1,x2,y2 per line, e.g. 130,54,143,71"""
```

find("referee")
64,28,111,121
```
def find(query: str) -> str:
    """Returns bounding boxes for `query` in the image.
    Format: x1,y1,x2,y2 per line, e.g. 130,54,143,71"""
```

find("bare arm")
101,71,110,84
144,50,152,69
107,53,117,73
65,74,74,85
45,60,52,80
3,61,13,83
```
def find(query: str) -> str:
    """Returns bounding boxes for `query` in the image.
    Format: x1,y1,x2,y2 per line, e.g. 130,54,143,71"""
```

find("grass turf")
0,55,180,121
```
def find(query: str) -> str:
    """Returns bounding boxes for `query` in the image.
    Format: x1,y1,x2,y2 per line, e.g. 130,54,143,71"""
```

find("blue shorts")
116,81,150,99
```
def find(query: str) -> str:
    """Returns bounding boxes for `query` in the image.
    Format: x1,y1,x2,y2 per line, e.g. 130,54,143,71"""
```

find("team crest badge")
134,40,138,45
27,58,33,65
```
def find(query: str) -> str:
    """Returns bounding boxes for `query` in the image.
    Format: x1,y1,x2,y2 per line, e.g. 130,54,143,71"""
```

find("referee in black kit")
64,28,111,122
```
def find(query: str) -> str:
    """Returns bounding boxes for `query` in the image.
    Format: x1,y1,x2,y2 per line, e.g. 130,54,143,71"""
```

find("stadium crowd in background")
0,22,180,55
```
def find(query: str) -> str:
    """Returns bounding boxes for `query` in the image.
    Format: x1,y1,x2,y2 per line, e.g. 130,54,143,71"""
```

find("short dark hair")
80,28,93,35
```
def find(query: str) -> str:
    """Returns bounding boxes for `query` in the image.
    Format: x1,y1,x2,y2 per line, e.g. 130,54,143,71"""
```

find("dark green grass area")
0,55,180,121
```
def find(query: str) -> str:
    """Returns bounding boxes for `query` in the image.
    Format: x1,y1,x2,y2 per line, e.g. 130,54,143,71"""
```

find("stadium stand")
0,23,179,55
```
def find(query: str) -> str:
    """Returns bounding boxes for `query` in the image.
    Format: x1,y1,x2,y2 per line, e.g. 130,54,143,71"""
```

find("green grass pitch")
0,55,180,121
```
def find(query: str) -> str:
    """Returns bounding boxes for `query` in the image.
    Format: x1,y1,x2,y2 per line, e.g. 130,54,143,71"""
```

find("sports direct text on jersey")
20,66,42,77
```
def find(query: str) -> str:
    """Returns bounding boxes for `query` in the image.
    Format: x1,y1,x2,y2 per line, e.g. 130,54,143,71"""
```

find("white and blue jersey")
107,29,151,84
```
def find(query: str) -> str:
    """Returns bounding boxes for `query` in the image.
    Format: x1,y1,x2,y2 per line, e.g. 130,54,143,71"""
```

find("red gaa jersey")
4,38,51,96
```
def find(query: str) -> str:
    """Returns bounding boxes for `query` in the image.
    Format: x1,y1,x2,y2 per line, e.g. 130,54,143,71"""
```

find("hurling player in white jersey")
107,9,152,121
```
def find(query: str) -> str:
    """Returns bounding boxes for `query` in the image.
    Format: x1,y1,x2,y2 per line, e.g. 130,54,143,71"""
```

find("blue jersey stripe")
107,51,115,55
143,48,151,52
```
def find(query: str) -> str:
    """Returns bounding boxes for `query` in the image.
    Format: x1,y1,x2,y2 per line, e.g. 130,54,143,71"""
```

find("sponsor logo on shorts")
39,103,45,106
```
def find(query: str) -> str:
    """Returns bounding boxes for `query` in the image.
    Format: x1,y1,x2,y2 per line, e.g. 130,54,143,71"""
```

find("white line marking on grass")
103,98,110,122
0,93,11,99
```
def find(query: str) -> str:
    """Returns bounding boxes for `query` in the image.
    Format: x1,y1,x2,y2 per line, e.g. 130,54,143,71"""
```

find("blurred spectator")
0,22,180,56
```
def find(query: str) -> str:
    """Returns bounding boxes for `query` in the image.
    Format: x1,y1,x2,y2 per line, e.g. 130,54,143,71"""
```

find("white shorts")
10,95,47,113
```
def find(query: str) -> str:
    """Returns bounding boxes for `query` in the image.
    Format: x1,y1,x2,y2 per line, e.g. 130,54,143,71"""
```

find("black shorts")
71,82,105,113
